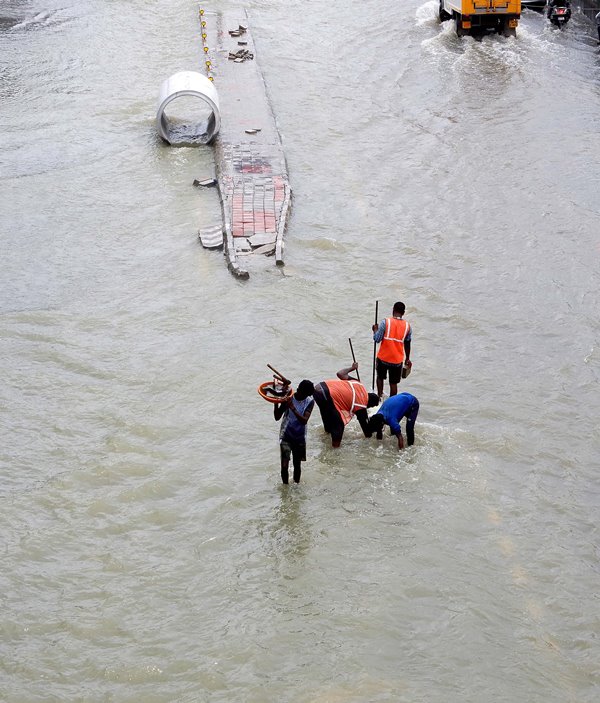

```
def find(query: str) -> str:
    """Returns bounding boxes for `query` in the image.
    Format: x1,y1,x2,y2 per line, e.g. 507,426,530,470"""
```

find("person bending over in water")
274,380,314,484
367,392,419,450
312,363,379,448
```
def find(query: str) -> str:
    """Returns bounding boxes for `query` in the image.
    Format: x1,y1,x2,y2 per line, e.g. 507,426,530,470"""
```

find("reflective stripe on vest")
378,317,409,365
326,379,368,425
349,380,367,413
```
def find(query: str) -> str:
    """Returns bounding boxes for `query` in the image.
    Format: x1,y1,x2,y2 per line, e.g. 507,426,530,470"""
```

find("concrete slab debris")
198,223,224,249
193,178,217,187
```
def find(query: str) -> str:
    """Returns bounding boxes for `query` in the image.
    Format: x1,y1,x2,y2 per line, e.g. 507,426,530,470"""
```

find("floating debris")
228,48,254,62
229,24,247,36
198,224,224,250
228,24,247,37
238,40,248,46
193,178,217,187
244,128,261,135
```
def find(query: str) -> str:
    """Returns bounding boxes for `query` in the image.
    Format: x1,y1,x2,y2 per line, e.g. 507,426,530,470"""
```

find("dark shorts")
281,440,306,462
376,358,403,385
313,382,345,444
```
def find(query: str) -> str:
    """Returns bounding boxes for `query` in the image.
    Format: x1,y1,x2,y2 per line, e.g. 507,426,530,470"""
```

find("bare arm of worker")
287,398,314,425
404,339,411,362
372,320,385,342
396,432,405,451
355,408,371,437
274,402,286,421
336,362,359,380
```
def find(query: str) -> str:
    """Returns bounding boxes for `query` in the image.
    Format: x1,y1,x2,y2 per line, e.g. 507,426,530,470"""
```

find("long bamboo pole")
372,300,379,391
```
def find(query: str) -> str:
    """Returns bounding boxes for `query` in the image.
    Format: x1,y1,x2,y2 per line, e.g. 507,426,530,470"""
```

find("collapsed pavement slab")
197,7,291,279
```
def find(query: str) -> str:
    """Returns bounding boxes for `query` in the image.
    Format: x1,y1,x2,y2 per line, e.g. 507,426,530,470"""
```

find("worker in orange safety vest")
372,301,412,400
313,363,379,448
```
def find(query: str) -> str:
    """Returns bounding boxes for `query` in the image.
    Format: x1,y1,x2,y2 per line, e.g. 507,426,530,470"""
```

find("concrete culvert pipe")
157,71,220,145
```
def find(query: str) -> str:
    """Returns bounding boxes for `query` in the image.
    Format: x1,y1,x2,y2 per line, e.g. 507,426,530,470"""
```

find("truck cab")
439,0,521,37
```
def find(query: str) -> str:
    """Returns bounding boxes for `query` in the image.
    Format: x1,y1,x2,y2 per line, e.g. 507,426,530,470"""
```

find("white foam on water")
415,0,440,27
11,11,56,31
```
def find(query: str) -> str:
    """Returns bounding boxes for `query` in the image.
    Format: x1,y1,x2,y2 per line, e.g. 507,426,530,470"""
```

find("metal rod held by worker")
267,364,290,385
372,300,378,391
348,338,361,383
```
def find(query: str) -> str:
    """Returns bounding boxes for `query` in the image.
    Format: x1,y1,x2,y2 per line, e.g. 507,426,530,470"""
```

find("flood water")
1,1,600,701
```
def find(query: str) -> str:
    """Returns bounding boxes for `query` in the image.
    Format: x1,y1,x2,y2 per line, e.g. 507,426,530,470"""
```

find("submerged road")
1,1,600,701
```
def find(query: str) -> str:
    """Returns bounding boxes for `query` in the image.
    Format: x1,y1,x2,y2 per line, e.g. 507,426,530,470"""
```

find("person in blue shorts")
274,380,314,484
367,392,419,450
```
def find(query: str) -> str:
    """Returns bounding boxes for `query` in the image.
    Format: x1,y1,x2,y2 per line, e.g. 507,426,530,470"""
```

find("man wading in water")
274,380,314,484
372,301,412,400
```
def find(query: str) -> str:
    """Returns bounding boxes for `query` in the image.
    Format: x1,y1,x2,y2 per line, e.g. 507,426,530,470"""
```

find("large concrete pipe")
156,70,220,145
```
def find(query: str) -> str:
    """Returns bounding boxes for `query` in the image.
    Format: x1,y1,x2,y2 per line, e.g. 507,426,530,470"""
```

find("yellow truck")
439,0,521,37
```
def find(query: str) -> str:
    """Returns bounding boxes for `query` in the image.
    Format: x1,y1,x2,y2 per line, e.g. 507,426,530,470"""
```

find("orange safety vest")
325,379,368,426
377,317,410,365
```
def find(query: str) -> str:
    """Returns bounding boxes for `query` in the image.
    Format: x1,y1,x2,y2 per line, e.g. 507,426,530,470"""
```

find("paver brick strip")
197,7,291,278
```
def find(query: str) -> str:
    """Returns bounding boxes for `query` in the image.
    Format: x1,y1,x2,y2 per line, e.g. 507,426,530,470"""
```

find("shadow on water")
160,95,217,146
160,117,216,147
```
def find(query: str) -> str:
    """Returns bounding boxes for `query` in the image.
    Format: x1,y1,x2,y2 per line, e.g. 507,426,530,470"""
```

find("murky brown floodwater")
1,1,599,701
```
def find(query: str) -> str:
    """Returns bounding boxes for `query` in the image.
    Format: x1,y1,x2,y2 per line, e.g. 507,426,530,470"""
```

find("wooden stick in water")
348,338,361,383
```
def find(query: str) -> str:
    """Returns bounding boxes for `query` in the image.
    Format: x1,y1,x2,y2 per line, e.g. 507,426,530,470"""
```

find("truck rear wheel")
499,18,516,37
